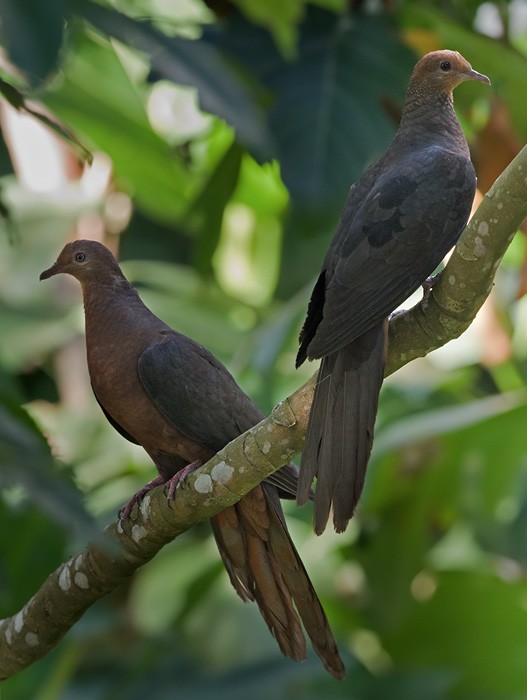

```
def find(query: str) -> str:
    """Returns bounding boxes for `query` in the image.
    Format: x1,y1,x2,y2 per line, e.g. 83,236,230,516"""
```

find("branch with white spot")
0,385,314,679
1,145,526,680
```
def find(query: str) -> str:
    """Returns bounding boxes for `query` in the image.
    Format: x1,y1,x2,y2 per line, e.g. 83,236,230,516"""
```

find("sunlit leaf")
73,0,274,158
232,0,305,58
186,140,243,274
43,29,190,224
0,77,92,163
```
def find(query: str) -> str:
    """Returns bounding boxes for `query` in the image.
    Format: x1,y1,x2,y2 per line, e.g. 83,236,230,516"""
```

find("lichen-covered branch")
0,383,315,679
2,145,527,680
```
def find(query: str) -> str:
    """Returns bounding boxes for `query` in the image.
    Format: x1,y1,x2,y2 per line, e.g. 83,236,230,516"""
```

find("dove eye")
75,252,86,262
440,60,451,71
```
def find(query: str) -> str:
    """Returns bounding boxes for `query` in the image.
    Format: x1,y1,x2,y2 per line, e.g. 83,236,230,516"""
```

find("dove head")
40,240,123,283
410,50,490,94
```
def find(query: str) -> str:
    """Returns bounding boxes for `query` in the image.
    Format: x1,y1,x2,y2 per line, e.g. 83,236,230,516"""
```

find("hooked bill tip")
469,69,491,85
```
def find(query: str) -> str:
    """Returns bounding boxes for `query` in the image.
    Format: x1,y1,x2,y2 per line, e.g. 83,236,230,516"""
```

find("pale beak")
467,69,491,85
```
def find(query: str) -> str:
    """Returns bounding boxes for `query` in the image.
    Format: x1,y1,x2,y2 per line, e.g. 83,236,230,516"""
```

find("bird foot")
166,460,203,499
422,272,441,301
118,460,204,520
119,474,167,520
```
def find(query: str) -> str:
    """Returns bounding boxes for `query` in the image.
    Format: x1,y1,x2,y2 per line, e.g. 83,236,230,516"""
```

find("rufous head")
410,50,490,93
40,240,121,282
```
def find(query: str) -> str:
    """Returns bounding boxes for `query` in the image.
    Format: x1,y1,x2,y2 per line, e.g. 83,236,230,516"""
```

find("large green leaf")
0,501,67,612
73,0,274,158
0,397,94,534
43,29,190,224
205,7,416,214
354,390,527,639
232,0,305,57
185,140,243,274
367,391,527,535
0,0,65,86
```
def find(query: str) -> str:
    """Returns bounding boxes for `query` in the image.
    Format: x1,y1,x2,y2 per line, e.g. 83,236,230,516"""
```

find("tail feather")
211,485,345,680
297,360,332,506
211,506,251,601
300,322,386,534
313,368,340,532
266,461,314,501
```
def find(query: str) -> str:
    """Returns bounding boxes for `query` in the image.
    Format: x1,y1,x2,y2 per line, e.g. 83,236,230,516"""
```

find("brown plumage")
40,240,344,679
296,50,490,534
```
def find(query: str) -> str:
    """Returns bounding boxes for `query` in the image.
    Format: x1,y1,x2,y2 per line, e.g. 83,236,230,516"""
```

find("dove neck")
397,87,469,155
80,274,153,340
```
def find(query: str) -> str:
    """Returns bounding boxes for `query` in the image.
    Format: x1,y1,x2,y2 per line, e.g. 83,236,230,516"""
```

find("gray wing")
299,145,476,361
137,333,263,454
138,333,302,498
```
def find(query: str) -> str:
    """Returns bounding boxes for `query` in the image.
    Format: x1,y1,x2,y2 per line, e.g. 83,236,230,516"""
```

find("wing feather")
138,334,262,453
302,146,476,360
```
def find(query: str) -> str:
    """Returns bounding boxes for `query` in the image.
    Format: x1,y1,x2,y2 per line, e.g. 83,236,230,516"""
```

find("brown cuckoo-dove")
296,50,490,534
40,240,344,679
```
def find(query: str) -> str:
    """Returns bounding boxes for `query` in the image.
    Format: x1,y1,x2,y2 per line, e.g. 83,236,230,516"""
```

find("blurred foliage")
0,0,527,698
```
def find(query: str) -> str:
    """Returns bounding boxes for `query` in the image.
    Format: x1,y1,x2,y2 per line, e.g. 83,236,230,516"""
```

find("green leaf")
0,397,94,534
368,391,527,522
206,7,416,214
0,0,65,87
355,669,456,700
0,77,25,109
0,500,67,612
232,0,305,58
73,0,274,158
373,390,527,457
0,77,92,163
186,140,243,274
43,29,190,224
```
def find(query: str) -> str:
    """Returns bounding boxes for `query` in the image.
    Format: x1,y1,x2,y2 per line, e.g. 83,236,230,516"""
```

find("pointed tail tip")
333,501,356,534
296,465,315,508
327,659,346,681
319,641,346,680
314,519,327,536
334,519,351,535
295,344,308,368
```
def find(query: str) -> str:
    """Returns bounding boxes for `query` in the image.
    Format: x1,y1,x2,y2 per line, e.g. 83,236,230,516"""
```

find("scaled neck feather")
397,87,469,155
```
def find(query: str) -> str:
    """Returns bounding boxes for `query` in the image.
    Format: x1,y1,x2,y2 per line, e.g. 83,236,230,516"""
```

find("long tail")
297,322,386,534
210,484,345,680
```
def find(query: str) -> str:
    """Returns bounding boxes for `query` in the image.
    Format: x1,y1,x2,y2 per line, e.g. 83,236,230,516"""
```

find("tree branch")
2,145,527,680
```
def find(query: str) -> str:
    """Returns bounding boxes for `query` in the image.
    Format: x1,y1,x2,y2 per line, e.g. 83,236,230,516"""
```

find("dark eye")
440,60,451,71
75,252,86,262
